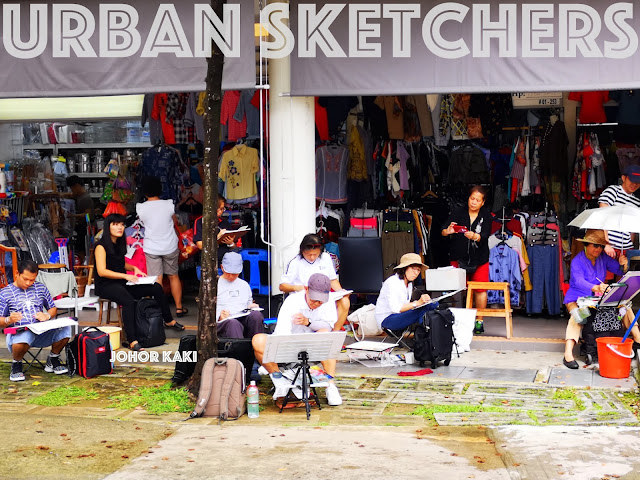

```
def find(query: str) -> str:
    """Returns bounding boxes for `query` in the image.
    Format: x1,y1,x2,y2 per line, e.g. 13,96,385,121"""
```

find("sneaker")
10,361,25,382
325,383,342,406
258,365,269,376
44,355,69,375
473,321,484,334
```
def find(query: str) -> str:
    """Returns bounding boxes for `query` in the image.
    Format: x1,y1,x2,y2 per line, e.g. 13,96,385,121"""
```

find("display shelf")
55,142,151,149
74,172,108,178
89,193,103,198
22,144,56,150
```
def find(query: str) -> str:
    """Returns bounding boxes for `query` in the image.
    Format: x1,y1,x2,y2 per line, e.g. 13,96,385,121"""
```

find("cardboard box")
425,267,467,291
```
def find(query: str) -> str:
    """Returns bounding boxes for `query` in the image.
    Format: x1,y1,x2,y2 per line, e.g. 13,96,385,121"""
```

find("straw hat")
394,253,428,270
577,229,607,246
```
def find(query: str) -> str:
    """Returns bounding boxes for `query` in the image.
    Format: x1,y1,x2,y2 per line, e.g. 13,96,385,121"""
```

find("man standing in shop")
598,165,640,260
65,175,94,263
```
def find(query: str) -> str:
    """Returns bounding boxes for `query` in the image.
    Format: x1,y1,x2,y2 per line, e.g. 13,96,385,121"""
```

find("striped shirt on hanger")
598,185,640,250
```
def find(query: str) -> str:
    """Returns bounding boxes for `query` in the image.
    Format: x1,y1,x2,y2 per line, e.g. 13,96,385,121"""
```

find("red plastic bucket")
595,337,635,379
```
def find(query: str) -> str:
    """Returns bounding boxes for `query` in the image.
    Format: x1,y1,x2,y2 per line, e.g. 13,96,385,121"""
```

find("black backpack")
135,298,166,348
66,327,112,378
413,308,456,368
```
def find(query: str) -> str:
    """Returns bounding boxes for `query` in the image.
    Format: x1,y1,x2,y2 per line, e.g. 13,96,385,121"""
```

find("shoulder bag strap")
189,358,217,419
218,359,237,421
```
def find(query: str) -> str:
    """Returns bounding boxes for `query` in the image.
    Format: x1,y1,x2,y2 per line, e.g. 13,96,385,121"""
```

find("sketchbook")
126,275,158,286
219,226,250,242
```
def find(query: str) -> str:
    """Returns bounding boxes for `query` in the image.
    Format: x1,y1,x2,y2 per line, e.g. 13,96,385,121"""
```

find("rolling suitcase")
413,308,456,368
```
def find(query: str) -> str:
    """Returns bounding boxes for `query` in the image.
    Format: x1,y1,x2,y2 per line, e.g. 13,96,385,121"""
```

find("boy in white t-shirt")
135,176,187,322
216,252,264,338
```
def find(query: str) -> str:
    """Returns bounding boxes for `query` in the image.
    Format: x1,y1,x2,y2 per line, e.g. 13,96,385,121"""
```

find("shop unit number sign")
512,92,563,109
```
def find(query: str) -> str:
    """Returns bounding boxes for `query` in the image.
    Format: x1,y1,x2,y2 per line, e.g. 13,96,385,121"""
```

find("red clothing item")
450,261,490,292
151,93,176,144
221,90,247,141
568,91,609,124
315,97,329,141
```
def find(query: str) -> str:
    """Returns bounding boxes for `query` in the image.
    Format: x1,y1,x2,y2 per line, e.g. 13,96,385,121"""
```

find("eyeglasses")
587,243,604,249
304,244,322,250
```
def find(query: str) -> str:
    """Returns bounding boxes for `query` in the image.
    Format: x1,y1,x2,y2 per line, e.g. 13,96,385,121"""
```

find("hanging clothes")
219,144,259,201
316,144,349,204
488,244,522,305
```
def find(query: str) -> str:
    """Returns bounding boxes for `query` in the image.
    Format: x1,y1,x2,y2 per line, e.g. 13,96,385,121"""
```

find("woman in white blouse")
279,233,350,330
375,253,433,330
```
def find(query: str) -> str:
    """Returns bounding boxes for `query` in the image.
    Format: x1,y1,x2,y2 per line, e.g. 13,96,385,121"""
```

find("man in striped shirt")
1,260,69,382
598,165,640,259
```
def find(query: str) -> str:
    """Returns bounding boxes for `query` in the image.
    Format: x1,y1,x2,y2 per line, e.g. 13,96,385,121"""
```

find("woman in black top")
94,214,184,351
441,185,492,334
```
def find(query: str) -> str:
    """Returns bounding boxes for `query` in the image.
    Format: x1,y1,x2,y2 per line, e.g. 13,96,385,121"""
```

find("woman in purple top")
563,229,628,369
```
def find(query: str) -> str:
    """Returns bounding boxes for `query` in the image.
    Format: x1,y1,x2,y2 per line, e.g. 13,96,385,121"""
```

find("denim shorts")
7,327,72,352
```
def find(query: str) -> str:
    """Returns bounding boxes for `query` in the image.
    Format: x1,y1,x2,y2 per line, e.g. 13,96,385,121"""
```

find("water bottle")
247,380,260,418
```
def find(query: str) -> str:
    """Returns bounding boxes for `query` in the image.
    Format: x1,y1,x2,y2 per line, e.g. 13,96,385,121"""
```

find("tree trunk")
187,0,224,395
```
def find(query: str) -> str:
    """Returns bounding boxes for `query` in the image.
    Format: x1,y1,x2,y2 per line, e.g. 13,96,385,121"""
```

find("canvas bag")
189,357,246,420
347,304,381,341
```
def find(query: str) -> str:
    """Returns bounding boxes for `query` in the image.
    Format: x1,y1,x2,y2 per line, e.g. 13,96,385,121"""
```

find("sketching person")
1,260,68,382
279,233,350,331
252,273,342,407
216,252,264,339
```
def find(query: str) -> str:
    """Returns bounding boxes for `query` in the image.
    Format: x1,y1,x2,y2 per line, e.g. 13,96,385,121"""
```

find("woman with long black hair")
94,214,184,351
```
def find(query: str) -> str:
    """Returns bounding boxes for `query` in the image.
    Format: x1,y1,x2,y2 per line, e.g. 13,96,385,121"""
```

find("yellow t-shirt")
219,145,259,200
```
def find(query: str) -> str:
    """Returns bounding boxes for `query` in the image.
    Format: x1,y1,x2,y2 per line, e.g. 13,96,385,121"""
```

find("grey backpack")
189,358,246,420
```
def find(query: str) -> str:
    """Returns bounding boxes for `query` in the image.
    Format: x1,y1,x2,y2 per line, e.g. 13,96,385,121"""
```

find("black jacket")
444,206,492,265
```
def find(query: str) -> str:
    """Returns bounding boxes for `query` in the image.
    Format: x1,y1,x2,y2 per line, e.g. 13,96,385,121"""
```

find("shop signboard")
511,93,563,109
0,0,255,98
285,0,640,95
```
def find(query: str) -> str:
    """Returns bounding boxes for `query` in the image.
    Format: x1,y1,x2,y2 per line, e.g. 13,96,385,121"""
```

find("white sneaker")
325,383,342,406
258,366,269,376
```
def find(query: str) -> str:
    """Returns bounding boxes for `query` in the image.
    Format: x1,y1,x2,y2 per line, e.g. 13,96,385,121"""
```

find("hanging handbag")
592,307,622,333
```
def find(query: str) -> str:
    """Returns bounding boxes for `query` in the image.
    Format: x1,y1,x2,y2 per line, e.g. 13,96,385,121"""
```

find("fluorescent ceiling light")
0,95,144,122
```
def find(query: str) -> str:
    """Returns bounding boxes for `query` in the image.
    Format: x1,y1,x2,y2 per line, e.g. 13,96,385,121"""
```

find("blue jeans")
7,326,72,351
526,245,561,315
381,302,439,330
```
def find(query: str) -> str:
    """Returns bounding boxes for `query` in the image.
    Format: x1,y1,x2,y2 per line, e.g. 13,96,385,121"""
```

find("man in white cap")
252,272,342,406
216,252,264,339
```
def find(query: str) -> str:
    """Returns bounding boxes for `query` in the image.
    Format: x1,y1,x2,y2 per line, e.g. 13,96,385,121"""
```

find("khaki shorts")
145,249,179,276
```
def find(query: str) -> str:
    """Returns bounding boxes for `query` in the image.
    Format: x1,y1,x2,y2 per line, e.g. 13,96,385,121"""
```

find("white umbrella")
568,205,640,233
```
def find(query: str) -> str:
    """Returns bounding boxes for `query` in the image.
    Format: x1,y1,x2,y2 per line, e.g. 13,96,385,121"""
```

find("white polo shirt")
274,290,338,335
280,252,338,287
374,274,412,328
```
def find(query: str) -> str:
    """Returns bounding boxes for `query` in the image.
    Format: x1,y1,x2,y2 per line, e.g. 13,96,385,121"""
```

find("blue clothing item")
0,283,54,326
138,145,183,203
7,326,72,351
564,251,622,304
609,90,640,126
381,302,439,330
525,245,561,315
487,245,522,305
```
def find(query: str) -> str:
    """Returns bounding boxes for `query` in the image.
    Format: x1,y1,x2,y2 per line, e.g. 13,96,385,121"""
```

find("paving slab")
332,377,367,390
456,367,538,382
575,411,639,425
592,369,637,389
387,364,466,378
33,406,123,419
340,389,397,402
338,399,387,415
377,378,421,391
434,412,536,426
548,367,594,387
393,391,486,405
338,362,393,376
466,383,555,398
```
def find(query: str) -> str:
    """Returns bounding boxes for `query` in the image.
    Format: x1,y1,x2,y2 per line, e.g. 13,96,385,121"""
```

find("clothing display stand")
263,332,346,420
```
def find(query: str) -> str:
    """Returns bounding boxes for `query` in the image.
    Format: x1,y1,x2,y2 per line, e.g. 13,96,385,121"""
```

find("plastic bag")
178,228,198,263
112,189,134,203
101,181,114,203
104,158,120,179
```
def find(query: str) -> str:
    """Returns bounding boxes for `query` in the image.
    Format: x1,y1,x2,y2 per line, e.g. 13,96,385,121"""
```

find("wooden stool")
466,281,513,339
97,298,123,328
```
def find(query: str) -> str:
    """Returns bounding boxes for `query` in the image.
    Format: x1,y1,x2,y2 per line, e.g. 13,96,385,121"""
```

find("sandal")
127,342,144,352
164,321,185,331
176,307,189,318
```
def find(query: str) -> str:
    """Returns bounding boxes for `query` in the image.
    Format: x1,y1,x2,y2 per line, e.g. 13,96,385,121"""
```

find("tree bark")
187,0,224,395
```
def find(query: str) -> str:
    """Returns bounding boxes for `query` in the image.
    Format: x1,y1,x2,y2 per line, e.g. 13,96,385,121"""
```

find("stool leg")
504,287,512,339
466,287,474,309
106,304,111,325
98,301,104,325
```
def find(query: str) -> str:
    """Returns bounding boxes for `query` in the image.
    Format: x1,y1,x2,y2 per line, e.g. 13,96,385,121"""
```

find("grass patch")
108,382,194,415
27,386,99,406
552,388,586,411
618,390,640,419
410,404,515,421
461,383,471,394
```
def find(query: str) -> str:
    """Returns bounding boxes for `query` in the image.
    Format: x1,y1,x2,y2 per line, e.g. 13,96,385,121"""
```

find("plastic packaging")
247,380,259,418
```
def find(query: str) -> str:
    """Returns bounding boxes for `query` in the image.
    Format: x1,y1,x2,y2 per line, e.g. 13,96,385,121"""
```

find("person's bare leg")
169,274,183,311
252,333,278,373
564,339,576,362
333,297,351,331
622,308,640,342
11,343,29,361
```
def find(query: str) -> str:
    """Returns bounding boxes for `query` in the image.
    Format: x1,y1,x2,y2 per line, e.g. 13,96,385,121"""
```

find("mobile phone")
452,225,468,233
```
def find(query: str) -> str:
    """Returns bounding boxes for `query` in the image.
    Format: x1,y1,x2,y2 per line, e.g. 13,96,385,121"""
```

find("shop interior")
0,89,635,344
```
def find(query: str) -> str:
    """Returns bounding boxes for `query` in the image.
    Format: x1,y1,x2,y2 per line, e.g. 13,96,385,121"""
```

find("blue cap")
624,165,640,183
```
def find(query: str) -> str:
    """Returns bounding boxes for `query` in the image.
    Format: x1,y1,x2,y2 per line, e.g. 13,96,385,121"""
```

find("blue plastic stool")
240,249,270,295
